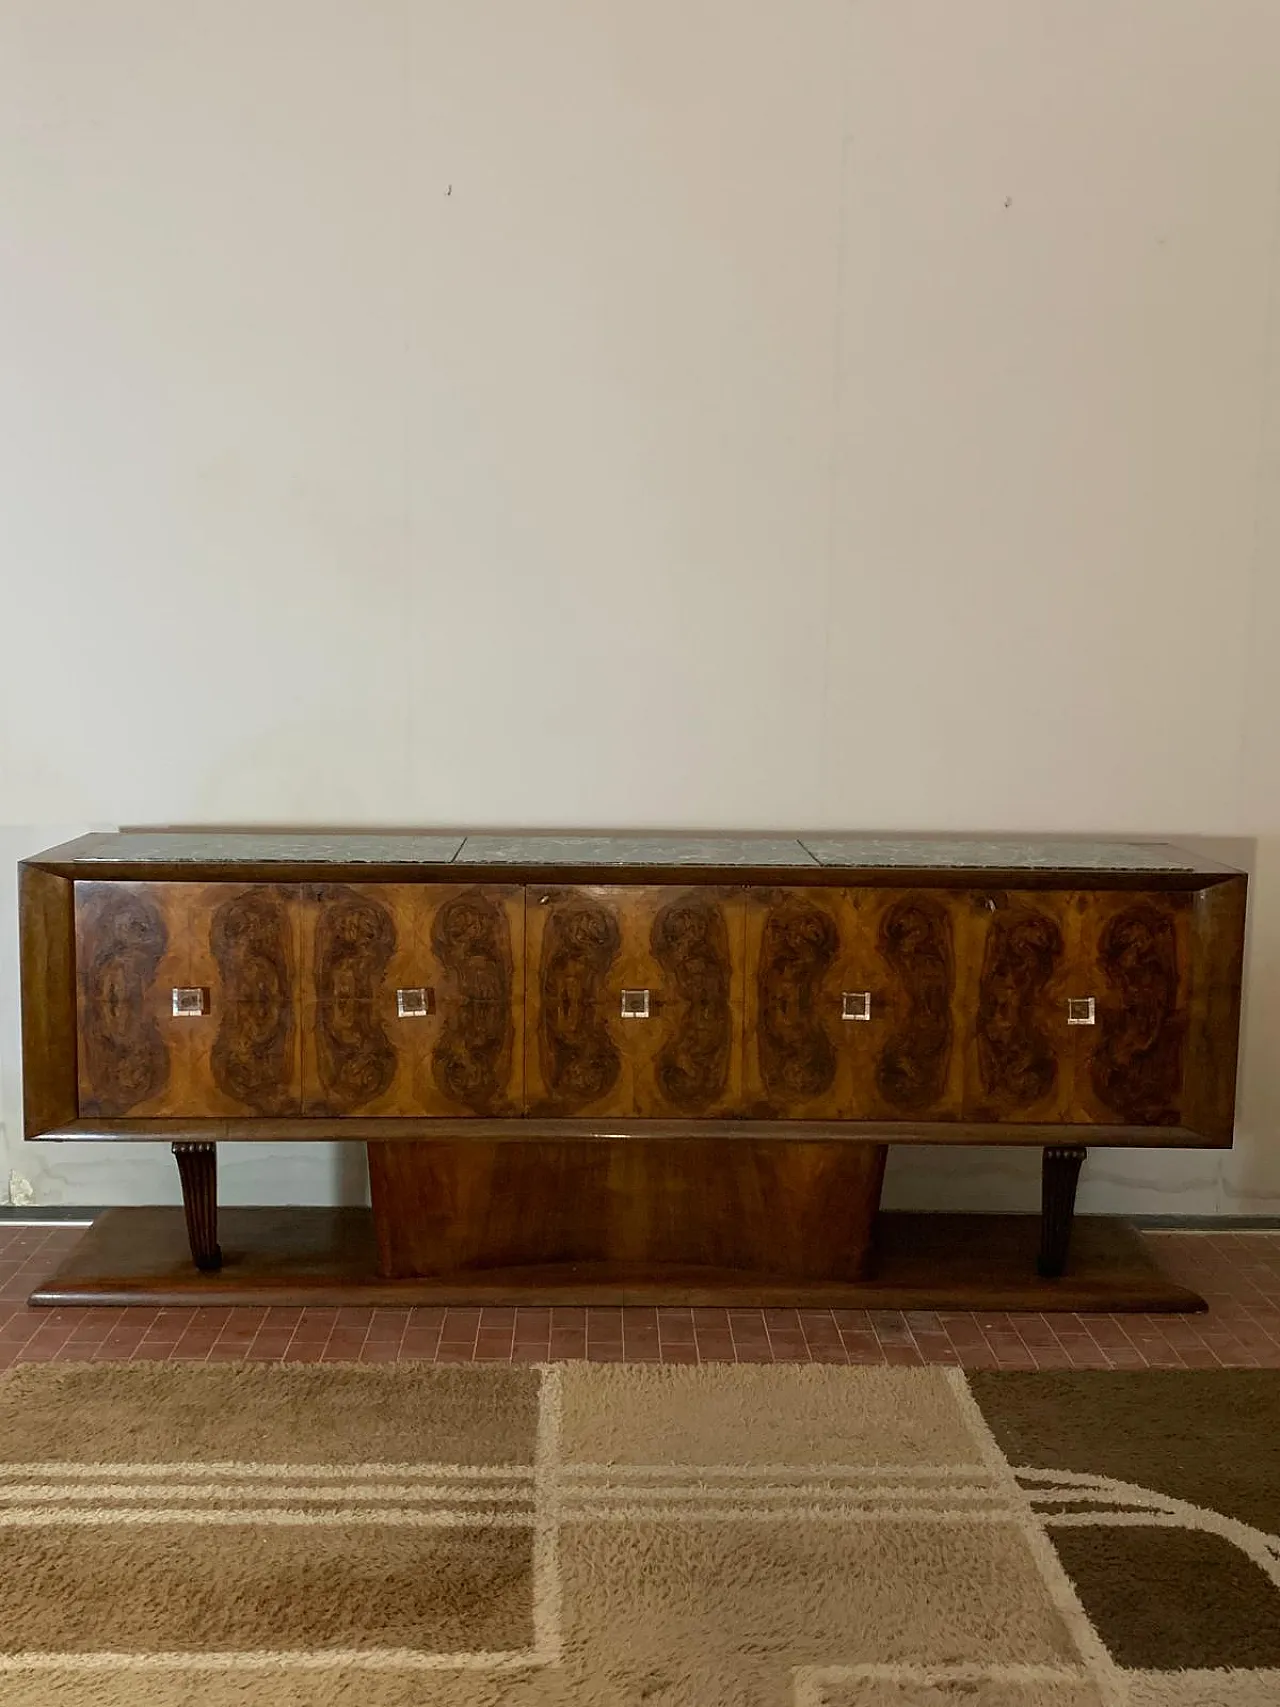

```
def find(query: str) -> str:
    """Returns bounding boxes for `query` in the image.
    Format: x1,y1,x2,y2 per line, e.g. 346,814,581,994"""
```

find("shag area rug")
0,1362,1277,1705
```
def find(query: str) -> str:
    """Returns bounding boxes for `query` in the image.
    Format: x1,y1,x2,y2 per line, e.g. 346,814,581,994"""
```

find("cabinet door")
75,881,303,1117
743,888,855,1118
962,890,1079,1123
848,889,969,1119
744,887,967,1120
300,884,523,1116
525,886,746,1118
1069,891,1190,1127
76,882,185,1117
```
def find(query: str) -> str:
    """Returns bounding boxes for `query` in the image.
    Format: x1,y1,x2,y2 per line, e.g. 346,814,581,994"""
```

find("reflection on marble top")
38,830,1221,874
800,837,1198,871
57,833,467,864
455,836,819,866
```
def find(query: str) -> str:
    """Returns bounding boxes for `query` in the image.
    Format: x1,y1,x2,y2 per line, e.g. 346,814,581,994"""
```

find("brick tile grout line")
1,1227,1279,1368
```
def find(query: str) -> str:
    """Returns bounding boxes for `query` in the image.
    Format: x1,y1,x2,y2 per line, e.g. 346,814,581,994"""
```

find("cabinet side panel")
1183,876,1247,1144
963,889,1080,1123
20,867,78,1136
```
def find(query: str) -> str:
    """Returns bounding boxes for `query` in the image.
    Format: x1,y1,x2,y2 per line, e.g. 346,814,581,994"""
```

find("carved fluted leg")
1038,1145,1086,1278
172,1142,222,1272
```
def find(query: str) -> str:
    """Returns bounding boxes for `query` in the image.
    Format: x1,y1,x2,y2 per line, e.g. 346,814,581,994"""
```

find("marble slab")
799,837,1200,872
52,833,467,864
35,831,1225,875
455,835,819,866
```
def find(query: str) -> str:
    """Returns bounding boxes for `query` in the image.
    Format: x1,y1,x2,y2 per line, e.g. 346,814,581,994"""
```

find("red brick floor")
2,1223,1279,1371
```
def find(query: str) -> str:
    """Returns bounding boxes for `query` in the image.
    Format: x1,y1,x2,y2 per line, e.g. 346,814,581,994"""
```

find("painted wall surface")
2,1,1278,1214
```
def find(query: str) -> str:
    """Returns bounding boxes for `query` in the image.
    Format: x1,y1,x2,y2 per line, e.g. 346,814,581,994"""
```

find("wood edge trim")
1182,873,1248,1143
24,861,1244,889
33,1118,1225,1147
19,865,78,1138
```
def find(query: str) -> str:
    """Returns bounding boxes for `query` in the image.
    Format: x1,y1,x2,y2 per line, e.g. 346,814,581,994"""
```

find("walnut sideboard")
18,832,1247,1305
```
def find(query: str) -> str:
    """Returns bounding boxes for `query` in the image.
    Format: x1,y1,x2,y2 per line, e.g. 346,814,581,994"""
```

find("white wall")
2,0,1279,1215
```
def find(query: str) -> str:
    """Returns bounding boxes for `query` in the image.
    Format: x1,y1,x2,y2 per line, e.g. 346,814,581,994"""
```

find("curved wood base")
25,1206,1207,1311
367,1137,889,1283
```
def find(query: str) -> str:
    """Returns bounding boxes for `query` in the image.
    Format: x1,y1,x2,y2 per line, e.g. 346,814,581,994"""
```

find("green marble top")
455,835,818,866
42,832,467,864
798,837,1200,872
29,830,1231,875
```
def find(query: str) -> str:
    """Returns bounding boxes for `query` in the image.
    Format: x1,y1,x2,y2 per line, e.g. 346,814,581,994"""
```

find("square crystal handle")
1066,996,1096,1026
841,991,872,1022
171,988,208,1018
620,989,651,1020
397,987,435,1018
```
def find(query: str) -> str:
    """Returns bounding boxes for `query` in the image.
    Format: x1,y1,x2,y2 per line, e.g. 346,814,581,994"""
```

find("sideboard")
19,832,1247,1305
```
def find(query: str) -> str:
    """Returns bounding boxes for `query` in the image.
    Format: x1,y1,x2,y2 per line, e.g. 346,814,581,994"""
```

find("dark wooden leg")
172,1142,222,1272
1038,1145,1086,1277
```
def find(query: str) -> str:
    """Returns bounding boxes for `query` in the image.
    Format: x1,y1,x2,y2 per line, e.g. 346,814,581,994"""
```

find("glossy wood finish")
73,881,176,1118
368,1136,886,1281
744,887,1072,1123
195,882,303,1117
20,836,1248,1301
172,1141,221,1271
299,883,522,1117
1183,875,1248,1143
73,882,303,1118
50,870,1241,1145
26,1206,1206,1312
41,1115,1225,1146
19,866,78,1136
1038,1145,1087,1278
967,891,1078,1123
743,886,969,1120
1072,890,1191,1127
743,887,852,1120
525,886,747,1118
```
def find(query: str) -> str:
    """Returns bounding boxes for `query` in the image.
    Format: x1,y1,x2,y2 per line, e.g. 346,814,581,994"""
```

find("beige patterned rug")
0,1362,1277,1704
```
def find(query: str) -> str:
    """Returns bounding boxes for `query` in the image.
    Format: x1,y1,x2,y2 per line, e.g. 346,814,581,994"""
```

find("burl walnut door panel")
742,888,855,1119
961,888,1191,1127
1070,891,1191,1126
525,886,746,1118
743,887,967,1121
963,890,1080,1123
299,884,523,1116
75,881,303,1117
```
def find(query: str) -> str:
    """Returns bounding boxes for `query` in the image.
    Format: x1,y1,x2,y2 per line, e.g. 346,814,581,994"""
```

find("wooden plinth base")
368,1138,887,1283
28,1207,1205,1312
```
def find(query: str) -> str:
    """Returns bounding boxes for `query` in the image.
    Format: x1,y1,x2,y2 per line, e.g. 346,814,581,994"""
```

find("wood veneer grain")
19,865,78,1137
367,1137,886,1282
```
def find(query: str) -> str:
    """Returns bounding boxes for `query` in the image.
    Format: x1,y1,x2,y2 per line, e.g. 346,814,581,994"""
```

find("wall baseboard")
3,1205,1279,1229
0,1206,101,1222
1132,1214,1280,1229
